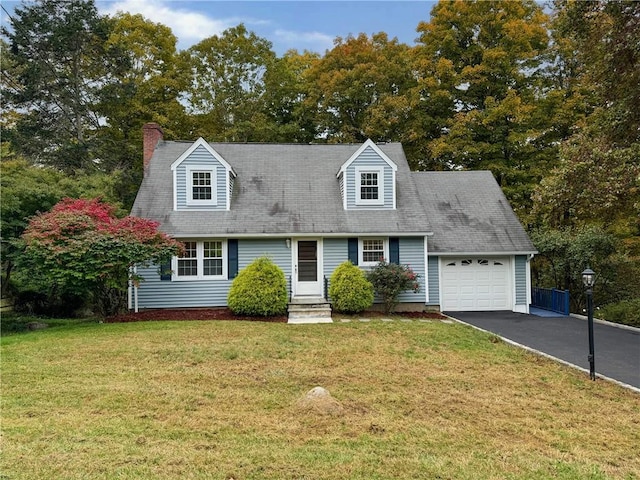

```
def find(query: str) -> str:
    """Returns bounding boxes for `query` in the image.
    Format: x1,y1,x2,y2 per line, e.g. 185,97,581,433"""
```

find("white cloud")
274,29,334,53
99,0,252,49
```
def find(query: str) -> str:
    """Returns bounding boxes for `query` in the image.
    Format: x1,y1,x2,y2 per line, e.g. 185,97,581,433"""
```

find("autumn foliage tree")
19,198,182,316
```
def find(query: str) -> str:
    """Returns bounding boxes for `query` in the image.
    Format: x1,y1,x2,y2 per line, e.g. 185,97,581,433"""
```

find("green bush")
367,261,420,314
329,261,374,313
598,299,640,327
227,257,288,317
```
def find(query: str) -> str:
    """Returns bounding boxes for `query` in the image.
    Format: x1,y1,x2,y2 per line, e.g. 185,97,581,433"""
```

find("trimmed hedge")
227,257,288,317
329,261,374,313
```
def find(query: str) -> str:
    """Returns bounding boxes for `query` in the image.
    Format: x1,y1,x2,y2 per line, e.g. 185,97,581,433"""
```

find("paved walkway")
446,311,640,391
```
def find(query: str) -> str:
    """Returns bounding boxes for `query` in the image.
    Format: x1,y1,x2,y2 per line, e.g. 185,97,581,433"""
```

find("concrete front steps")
288,297,332,324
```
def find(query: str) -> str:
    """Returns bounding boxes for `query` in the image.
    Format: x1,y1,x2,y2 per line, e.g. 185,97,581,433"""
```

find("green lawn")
2,318,639,479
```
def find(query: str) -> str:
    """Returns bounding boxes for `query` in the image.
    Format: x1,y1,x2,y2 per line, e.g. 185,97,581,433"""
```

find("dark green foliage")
227,257,288,317
598,299,640,328
2,0,119,172
328,261,374,314
529,226,634,313
366,261,420,314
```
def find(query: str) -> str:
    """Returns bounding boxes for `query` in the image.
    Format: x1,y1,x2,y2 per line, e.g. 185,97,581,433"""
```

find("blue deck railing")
531,287,570,315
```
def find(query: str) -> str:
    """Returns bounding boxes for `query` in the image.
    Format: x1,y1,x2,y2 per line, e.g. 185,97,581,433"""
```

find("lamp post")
582,267,596,380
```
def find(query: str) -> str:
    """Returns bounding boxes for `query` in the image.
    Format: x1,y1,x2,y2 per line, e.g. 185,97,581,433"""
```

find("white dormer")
170,138,236,211
336,139,397,210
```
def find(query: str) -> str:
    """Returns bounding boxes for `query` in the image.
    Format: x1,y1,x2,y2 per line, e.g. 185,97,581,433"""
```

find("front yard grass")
2,318,639,479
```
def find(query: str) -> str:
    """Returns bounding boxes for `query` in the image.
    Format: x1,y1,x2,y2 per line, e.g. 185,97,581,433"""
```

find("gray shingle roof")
131,141,433,236
132,140,535,254
412,171,536,254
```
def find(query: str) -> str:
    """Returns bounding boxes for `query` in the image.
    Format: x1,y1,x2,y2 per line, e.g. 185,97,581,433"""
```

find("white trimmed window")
174,240,226,280
187,166,217,206
359,238,388,267
355,167,384,205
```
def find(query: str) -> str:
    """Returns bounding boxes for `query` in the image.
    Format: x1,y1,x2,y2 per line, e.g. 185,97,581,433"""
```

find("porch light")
582,267,595,289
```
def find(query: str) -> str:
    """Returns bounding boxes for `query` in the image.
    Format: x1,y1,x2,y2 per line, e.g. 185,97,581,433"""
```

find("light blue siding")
323,238,348,278
135,238,292,309
239,239,291,277
345,146,395,209
426,256,440,306
396,237,426,303
175,145,228,210
134,236,432,309
515,255,528,305
323,238,348,301
136,264,231,308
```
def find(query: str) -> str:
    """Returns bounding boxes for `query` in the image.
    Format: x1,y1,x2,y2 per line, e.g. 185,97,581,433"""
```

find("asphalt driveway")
446,311,640,390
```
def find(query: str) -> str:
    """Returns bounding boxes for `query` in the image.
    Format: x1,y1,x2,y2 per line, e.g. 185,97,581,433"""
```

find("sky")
1,0,436,55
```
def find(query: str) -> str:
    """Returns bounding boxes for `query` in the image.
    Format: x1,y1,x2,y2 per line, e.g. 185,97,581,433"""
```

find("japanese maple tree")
20,198,182,316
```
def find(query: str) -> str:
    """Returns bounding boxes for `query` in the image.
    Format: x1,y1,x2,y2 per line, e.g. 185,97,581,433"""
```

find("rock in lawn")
26,322,48,331
296,386,344,416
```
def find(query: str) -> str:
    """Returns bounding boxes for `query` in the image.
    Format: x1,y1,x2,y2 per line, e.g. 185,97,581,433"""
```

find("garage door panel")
441,257,511,311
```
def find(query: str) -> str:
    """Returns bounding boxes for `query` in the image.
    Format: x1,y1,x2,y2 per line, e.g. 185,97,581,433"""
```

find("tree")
186,24,278,142
0,160,122,298
96,12,190,206
260,49,320,142
529,226,637,313
413,0,557,214
2,0,120,172
305,32,416,143
532,1,640,252
18,198,182,316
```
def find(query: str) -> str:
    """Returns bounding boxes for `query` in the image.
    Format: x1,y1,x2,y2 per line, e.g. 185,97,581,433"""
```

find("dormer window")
187,166,216,206
192,171,212,200
355,167,384,205
361,172,379,200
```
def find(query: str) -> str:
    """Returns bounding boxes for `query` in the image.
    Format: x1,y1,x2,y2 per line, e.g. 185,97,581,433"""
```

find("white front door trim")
292,238,324,297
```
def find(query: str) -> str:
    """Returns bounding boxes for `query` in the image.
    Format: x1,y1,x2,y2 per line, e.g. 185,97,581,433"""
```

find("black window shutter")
348,238,358,265
228,239,239,279
160,261,172,281
390,237,400,264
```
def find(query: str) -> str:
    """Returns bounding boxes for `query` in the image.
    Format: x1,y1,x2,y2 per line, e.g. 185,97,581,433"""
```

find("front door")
294,239,322,296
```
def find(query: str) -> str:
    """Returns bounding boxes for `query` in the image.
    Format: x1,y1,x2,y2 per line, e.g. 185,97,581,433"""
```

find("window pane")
180,242,197,258
178,259,197,276
203,259,222,276
203,241,222,258
203,241,223,276
192,172,212,200
360,172,379,200
363,239,384,263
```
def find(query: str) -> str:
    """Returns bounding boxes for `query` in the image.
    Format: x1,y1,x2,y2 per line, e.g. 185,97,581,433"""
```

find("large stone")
26,322,48,331
295,386,344,416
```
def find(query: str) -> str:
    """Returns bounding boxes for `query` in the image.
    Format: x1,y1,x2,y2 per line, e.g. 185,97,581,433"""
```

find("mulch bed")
105,308,446,324
106,308,288,323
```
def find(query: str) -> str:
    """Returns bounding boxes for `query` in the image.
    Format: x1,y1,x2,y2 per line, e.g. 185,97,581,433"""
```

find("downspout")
424,235,430,305
134,266,139,313
526,253,535,314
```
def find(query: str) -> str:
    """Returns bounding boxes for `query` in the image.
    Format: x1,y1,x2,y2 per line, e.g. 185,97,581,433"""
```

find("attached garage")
441,257,511,311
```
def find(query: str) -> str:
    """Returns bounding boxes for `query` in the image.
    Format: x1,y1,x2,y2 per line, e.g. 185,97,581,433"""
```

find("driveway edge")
447,314,640,395
570,313,640,333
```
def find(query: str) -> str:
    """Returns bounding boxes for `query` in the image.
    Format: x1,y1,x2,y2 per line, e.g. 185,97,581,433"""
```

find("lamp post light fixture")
582,266,596,380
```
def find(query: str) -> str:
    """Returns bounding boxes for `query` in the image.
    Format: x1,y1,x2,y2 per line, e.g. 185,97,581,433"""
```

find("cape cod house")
130,123,536,321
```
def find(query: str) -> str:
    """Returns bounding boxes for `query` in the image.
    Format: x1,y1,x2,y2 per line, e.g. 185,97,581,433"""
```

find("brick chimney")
143,123,164,175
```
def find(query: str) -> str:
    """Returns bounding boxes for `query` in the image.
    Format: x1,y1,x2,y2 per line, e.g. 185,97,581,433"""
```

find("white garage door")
441,257,511,311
